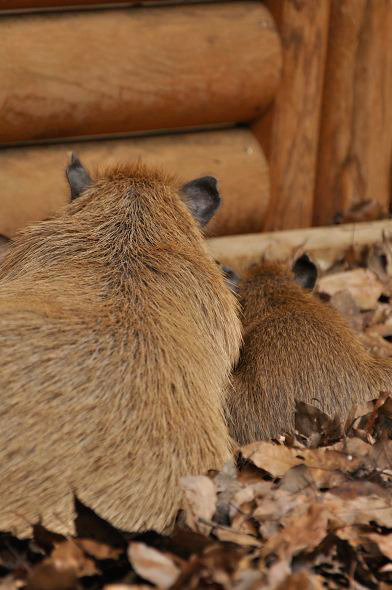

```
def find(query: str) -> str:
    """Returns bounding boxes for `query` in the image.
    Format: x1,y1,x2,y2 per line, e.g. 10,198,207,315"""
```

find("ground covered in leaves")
3,240,392,589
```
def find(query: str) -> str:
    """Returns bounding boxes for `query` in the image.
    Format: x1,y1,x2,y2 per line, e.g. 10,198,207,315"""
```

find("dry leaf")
213,526,261,547
325,486,392,528
295,400,342,446
128,543,179,589
367,533,392,559
180,475,217,535
318,268,383,309
77,538,122,560
262,503,331,560
275,570,324,590
241,441,362,487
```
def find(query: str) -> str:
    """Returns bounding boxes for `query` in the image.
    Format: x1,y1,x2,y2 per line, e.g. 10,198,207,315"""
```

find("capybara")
226,256,392,444
0,155,241,535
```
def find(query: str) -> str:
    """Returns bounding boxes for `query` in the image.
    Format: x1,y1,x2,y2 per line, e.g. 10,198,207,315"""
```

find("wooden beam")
252,0,330,231
0,128,270,238
314,0,392,226
0,2,282,143
208,219,392,273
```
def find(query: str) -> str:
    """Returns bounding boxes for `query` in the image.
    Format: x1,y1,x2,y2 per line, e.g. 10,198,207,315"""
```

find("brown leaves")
3,398,392,589
26,540,96,590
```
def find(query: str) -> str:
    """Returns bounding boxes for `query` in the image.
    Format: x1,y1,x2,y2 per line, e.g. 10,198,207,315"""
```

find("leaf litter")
2,240,392,588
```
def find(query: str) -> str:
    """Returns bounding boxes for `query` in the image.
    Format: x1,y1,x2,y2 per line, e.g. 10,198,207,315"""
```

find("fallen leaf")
367,533,392,560
77,538,122,560
241,441,362,487
326,486,392,527
52,539,97,576
128,542,179,589
275,570,324,590
318,269,383,309
262,503,331,560
213,526,261,547
295,401,342,446
180,475,217,535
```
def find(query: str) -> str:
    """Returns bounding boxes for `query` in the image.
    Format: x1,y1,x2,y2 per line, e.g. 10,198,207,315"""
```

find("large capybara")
0,155,241,536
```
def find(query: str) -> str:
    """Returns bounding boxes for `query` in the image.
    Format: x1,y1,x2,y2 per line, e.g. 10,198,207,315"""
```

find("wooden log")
252,0,330,231
0,128,269,238
208,219,392,274
0,0,202,9
0,0,129,9
314,0,392,227
0,2,282,143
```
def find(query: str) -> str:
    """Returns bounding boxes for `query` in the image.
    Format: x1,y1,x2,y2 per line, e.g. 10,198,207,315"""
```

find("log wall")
1,0,392,245
1,2,281,143
0,129,269,238
1,0,132,8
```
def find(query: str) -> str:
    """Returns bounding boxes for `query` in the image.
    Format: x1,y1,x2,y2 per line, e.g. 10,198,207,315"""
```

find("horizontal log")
0,0,131,9
0,0,204,9
0,128,269,238
1,2,282,143
208,219,392,273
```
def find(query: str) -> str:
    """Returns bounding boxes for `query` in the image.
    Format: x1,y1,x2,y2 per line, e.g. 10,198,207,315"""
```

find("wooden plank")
252,0,330,231
0,128,270,238
0,2,282,143
314,0,392,226
208,219,392,273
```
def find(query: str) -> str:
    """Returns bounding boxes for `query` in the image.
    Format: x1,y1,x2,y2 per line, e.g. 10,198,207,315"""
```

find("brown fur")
226,261,392,445
0,163,241,536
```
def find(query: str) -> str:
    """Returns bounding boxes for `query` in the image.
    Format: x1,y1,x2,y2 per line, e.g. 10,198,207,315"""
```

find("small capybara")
0,155,241,536
226,256,392,444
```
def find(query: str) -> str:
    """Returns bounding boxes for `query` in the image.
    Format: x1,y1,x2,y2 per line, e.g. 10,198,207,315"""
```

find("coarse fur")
0,162,241,536
226,261,392,445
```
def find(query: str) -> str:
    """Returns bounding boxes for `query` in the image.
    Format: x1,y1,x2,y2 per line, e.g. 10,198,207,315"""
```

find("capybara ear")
65,153,92,200
292,253,318,291
218,262,240,294
181,176,220,226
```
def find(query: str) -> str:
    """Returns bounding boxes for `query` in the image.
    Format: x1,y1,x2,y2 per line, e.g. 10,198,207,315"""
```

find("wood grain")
208,219,392,274
0,2,282,143
0,128,270,238
314,0,392,226
253,0,330,231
